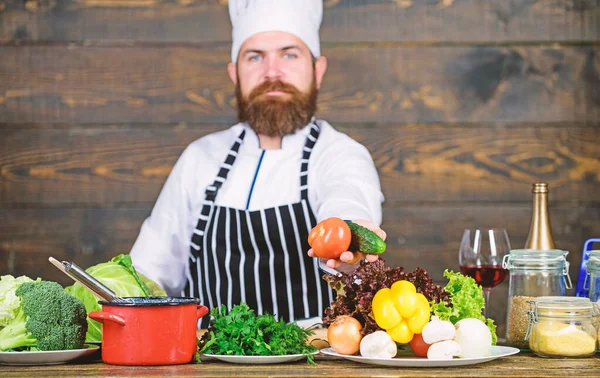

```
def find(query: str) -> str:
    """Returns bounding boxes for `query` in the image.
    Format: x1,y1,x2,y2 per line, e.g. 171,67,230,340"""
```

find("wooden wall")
1,0,599,336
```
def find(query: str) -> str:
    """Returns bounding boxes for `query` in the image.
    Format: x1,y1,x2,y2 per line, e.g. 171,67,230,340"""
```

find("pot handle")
89,311,126,326
196,305,209,319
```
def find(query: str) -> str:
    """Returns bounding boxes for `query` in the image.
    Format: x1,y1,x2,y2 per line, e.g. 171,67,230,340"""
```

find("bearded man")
131,0,385,328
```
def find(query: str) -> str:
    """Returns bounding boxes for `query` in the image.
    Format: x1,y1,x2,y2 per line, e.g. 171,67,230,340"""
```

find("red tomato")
327,315,363,355
409,333,431,358
308,217,351,260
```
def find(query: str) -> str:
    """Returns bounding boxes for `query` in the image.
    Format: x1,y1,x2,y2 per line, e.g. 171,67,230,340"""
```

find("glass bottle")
524,183,556,250
503,249,571,348
526,296,597,358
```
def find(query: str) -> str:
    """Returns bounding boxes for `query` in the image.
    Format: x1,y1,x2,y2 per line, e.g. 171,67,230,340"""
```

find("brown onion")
327,315,363,355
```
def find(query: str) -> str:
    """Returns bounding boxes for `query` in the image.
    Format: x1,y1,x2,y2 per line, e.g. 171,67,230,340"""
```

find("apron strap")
190,130,246,255
300,122,321,201
204,129,246,203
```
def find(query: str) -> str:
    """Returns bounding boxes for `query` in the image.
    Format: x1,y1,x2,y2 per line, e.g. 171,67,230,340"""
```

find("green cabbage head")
65,254,166,342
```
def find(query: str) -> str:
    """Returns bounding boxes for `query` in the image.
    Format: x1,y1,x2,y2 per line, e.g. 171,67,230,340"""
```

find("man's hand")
307,219,386,269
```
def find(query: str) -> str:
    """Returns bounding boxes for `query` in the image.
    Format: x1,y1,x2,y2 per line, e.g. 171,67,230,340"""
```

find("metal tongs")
49,257,131,303
318,258,342,277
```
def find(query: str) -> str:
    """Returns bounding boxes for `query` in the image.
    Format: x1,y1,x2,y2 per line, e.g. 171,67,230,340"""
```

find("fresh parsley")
198,303,318,364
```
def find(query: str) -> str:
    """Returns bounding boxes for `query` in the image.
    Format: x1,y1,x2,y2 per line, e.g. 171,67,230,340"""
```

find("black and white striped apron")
184,122,333,328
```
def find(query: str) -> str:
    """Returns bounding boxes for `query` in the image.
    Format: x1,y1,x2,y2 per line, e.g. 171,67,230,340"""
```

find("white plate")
202,351,319,364
0,345,100,366
320,346,519,367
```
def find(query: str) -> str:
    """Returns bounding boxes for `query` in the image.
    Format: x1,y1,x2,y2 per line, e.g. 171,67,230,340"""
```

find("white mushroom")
453,318,492,358
426,340,461,360
421,316,456,344
359,331,397,359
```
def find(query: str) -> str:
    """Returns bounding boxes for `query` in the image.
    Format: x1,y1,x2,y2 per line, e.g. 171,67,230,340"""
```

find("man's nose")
264,56,282,80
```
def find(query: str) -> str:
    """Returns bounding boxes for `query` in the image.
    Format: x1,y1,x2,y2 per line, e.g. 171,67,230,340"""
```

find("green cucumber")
345,220,387,255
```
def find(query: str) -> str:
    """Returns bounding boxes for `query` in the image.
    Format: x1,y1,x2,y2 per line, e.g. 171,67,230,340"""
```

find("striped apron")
184,122,333,328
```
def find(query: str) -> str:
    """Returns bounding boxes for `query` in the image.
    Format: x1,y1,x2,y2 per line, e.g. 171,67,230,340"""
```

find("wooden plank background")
1,0,599,337
1,0,599,43
1,45,599,124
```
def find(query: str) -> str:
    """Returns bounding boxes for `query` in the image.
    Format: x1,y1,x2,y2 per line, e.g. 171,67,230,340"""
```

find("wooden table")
1,352,599,377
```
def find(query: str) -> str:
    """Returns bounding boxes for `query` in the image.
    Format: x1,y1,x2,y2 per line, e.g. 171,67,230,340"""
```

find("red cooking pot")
89,297,209,365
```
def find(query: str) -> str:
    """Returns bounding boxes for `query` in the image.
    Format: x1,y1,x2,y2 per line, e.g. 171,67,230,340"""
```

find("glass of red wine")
459,228,511,317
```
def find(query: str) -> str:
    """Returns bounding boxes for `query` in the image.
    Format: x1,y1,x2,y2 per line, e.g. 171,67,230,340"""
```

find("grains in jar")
526,296,597,358
507,295,535,348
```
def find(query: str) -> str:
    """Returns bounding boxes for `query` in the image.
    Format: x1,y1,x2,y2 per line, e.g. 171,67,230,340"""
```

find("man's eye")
249,55,262,62
283,53,297,59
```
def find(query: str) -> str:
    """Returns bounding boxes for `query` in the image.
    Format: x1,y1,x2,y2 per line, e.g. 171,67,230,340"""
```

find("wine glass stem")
483,287,492,318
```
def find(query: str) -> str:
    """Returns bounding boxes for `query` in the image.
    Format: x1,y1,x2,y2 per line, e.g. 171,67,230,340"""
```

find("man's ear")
227,62,238,85
314,56,328,89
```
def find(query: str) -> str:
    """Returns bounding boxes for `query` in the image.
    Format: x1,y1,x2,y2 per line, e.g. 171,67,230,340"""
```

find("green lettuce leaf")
65,254,166,342
110,254,152,296
431,270,498,345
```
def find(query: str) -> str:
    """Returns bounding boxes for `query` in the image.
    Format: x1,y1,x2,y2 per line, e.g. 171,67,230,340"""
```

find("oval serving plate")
0,345,100,366
320,346,519,368
201,351,319,364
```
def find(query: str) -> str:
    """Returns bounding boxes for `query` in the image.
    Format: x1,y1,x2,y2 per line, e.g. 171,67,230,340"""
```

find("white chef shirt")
130,120,384,295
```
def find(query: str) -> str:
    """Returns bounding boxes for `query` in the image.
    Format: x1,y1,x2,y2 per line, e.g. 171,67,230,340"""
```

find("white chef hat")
229,0,323,63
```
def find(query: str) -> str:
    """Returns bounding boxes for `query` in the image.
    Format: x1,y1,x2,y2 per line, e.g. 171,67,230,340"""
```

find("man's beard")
236,78,318,137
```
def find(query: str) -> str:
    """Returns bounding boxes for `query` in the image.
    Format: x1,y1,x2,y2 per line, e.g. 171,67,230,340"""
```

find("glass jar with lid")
584,250,600,302
584,250,600,346
525,296,597,358
502,249,572,348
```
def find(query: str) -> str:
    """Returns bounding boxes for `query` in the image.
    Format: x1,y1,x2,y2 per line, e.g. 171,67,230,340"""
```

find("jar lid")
587,250,600,262
528,296,594,321
502,249,570,270
508,249,568,260
535,296,592,311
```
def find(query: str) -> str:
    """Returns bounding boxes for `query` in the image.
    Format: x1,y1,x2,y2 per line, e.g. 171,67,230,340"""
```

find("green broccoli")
0,281,88,351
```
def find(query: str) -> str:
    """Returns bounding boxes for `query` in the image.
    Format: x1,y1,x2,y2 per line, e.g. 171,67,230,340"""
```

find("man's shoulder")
185,123,245,154
315,120,368,152
173,124,246,169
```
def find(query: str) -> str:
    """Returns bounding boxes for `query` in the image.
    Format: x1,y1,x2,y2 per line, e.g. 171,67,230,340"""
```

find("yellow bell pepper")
371,280,431,344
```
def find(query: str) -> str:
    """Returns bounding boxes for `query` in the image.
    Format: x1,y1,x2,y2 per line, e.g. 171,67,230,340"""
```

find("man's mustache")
248,80,301,100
